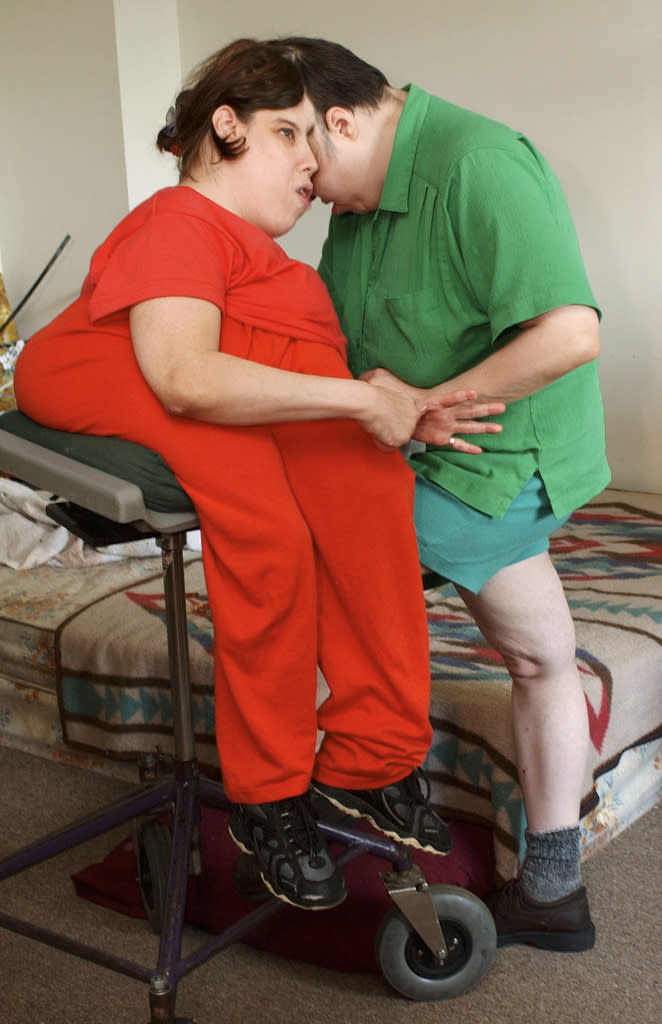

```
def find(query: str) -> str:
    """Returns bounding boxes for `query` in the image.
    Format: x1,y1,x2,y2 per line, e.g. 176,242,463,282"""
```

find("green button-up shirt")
319,85,610,517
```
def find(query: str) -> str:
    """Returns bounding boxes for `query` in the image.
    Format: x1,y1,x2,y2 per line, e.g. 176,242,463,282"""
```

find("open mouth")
297,183,314,201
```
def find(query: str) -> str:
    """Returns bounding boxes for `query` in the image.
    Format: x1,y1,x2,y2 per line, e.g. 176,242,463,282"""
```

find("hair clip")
162,105,178,138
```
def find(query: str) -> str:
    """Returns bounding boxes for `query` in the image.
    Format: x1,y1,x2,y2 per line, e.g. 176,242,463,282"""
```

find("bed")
0,478,660,884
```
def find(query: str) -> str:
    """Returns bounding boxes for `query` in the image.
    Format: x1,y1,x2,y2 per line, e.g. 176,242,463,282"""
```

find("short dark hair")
273,37,390,115
157,38,306,177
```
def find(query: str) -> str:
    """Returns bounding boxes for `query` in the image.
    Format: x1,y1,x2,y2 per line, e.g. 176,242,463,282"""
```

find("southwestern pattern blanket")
51,489,662,880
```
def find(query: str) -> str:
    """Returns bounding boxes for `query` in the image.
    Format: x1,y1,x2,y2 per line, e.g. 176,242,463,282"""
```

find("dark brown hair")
273,37,389,115
157,38,306,177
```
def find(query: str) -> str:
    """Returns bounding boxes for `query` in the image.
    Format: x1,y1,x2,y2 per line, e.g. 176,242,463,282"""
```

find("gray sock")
519,825,582,902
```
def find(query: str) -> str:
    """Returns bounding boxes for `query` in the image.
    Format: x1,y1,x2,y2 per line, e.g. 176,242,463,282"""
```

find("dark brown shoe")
485,878,596,952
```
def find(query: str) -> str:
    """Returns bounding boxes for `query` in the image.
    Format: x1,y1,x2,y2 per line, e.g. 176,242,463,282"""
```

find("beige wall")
113,0,181,210
0,0,129,336
2,1,660,493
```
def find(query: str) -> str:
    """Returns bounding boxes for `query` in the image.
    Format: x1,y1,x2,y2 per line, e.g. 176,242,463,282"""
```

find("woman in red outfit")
14,39,503,910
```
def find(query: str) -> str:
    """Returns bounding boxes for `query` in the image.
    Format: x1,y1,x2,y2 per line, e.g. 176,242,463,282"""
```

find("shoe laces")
269,796,321,857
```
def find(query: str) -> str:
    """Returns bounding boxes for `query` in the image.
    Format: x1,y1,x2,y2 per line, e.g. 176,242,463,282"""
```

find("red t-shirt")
32,186,347,356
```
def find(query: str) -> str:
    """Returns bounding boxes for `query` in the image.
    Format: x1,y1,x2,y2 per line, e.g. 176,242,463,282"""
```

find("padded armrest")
0,421,199,534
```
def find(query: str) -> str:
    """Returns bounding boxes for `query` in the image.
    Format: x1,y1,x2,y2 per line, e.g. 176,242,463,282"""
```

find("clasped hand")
361,367,505,453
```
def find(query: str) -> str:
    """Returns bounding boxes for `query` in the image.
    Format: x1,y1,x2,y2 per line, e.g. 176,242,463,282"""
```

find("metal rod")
154,775,199,983
0,234,71,334
318,819,412,871
159,533,197,763
176,896,289,978
0,779,174,880
0,909,154,983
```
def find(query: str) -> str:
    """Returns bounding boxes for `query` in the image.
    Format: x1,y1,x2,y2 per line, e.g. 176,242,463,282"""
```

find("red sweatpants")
15,329,433,802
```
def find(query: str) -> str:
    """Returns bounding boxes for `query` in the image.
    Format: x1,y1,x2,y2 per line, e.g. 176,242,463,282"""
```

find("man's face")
309,116,381,216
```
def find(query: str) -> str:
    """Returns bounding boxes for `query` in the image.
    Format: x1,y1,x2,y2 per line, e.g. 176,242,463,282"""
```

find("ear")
324,106,358,141
211,105,243,141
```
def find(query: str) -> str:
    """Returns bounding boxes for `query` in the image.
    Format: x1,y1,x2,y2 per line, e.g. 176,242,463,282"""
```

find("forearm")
163,349,376,425
131,297,376,427
360,306,598,449
130,296,424,449
436,305,601,404
438,339,562,404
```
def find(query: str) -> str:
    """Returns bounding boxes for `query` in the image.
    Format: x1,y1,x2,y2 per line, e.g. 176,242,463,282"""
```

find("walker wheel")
376,885,496,1001
136,818,172,933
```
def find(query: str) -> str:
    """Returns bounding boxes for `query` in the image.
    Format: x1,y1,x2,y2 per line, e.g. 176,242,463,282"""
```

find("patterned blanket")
56,489,662,880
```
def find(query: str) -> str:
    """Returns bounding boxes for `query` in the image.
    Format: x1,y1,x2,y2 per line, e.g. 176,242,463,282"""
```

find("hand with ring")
360,368,505,454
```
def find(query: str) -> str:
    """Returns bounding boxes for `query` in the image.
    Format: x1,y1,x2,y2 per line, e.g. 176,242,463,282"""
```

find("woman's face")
218,97,319,238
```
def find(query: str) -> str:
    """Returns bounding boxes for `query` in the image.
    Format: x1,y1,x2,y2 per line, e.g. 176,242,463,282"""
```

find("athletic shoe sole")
312,783,451,856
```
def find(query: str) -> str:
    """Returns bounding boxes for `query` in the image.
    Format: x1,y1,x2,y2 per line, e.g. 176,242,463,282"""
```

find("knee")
499,634,577,687
476,581,579,687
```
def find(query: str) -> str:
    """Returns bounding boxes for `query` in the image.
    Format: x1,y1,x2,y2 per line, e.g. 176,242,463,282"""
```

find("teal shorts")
414,472,571,594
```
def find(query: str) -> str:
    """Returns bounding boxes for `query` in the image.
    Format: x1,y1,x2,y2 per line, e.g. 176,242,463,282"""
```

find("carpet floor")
0,745,660,1024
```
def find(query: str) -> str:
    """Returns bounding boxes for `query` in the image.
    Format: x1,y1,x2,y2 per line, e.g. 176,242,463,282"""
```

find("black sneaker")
312,767,451,855
485,878,596,951
228,795,347,911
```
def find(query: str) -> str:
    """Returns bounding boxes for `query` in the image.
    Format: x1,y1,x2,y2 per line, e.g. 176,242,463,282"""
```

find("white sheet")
0,477,201,569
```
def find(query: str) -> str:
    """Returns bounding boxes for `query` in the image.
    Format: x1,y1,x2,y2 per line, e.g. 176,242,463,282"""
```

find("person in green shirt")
274,36,610,952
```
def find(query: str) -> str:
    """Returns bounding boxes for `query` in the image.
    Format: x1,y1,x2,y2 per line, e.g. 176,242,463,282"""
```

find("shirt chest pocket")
362,290,456,388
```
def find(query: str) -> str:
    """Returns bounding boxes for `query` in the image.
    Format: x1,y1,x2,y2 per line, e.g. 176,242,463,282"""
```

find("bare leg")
456,551,589,831
455,553,596,948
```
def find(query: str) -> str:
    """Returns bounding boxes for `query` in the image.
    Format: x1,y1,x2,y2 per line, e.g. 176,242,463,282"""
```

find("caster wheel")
376,884,496,1001
136,818,172,933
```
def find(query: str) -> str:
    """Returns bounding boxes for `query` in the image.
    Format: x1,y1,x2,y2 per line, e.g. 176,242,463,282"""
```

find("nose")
300,139,318,175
